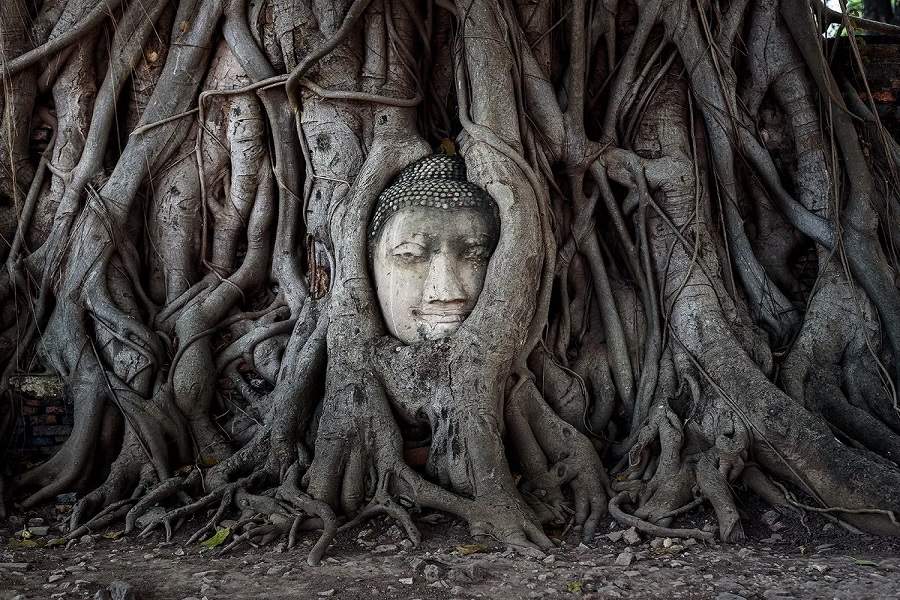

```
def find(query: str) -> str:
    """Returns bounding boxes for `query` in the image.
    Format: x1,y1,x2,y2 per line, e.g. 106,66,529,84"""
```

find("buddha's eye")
392,243,427,263
462,245,490,262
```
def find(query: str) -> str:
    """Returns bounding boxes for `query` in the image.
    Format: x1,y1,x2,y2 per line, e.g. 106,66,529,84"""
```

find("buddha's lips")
413,309,470,323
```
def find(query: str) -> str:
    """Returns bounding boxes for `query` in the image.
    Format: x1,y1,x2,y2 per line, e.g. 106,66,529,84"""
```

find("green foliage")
199,527,231,548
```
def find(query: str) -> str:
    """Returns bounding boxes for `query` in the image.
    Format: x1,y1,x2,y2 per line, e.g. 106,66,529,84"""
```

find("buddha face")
372,205,497,344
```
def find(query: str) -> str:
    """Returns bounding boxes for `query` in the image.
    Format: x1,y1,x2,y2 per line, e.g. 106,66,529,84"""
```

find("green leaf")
454,543,487,556
102,530,124,540
200,527,231,549
566,581,583,594
853,558,879,567
8,537,40,548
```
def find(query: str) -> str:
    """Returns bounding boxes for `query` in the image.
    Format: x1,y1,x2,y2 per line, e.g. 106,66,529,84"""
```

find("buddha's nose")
422,253,467,306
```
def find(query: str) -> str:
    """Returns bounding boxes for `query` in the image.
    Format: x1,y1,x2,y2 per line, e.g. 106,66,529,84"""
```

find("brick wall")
6,375,71,466
837,36,900,140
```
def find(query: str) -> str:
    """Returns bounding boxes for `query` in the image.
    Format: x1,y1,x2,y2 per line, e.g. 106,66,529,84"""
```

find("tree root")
608,491,715,542
339,495,421,547
5,0,900,571
508,379,609,542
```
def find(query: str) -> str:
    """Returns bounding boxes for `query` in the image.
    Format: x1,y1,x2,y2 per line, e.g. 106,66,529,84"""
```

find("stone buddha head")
369,154,499,344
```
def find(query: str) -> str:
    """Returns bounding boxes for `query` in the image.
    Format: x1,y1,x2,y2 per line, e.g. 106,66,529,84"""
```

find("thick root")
508,379,609,542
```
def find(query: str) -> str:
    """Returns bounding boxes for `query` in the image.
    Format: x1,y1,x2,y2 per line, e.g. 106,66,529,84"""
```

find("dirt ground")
2,501,900,600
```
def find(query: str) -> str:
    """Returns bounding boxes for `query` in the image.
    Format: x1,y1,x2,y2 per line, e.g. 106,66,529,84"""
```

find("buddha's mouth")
413,309,470,323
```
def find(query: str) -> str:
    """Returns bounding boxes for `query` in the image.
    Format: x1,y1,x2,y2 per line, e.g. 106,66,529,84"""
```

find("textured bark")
1,0,899,561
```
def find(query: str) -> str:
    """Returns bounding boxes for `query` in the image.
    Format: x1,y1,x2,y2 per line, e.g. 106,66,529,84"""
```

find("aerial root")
509,380,609,541
65,498,141,542
695,453,745,542
186,485,241,545
216,494,300,555
70,490,123,532
217,515,274,553
655,497,706,521
771,480,900,535
274,490,337,565
614,399,749,542
608,491,714,542
138,484,234,540
168,486,338,566
220,520,286,553
519,487,568,528
124,476,188,534
53,472,341,567
339,495,421,547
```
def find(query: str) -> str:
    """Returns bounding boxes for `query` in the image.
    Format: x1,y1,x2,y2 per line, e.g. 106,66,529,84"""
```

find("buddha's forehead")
378,206,496,243
367,154,498,244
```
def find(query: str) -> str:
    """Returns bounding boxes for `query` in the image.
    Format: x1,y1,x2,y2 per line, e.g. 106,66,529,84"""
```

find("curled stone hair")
367,154,500,245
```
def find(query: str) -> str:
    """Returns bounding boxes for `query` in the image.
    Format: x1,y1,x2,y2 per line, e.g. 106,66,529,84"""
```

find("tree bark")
0,0,899,560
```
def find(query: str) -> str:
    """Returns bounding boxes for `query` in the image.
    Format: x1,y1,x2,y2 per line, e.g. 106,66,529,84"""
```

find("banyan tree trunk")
0,0,899,563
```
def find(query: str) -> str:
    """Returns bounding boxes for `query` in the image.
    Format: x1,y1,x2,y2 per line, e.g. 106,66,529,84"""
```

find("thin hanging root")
338,496,421,547
284,0,376,111
608,492,714,542
772,481,900,531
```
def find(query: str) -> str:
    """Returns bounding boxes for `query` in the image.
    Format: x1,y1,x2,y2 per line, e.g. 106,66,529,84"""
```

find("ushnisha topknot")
367,154,499,243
